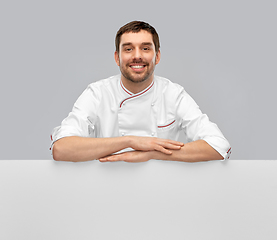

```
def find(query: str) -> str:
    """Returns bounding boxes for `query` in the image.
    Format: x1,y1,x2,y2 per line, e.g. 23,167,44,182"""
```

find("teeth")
131,65,144,69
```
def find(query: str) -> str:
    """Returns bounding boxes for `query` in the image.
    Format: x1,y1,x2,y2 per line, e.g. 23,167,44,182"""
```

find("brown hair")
115,21,160,53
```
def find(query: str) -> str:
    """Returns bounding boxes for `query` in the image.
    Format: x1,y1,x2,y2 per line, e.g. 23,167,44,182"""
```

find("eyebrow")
121,42,153,47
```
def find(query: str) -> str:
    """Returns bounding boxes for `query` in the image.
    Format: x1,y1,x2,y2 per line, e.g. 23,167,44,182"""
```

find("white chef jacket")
51,75,231,160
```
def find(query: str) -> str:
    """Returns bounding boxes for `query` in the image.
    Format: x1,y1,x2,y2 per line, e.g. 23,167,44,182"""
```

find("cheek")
147,54,157,65
119,55,130,65
150,56,157,65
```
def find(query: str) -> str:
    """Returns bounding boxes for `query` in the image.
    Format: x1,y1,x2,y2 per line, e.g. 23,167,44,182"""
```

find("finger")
99,159,107,162
163,139,184,146
154,138,182,146
154,145,172,155
160,143,182,150
156,141,182,150
99,154,124,162
99,157,110,162
109,152,139,162
99,156,115,162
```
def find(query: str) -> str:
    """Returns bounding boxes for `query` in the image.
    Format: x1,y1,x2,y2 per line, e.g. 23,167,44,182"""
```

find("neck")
121,75,154,94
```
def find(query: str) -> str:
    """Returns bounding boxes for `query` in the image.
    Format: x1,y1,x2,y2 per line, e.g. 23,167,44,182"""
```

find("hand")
128,136,184,155
99,151,152,163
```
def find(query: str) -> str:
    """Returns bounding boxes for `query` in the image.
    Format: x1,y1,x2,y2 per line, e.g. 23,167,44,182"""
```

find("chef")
51,21,231,162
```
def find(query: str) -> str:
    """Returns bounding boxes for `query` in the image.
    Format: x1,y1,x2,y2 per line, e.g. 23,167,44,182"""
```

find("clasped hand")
99,136,183,162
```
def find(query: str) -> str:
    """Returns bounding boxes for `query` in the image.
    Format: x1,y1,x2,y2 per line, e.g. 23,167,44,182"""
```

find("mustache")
128,60,148,65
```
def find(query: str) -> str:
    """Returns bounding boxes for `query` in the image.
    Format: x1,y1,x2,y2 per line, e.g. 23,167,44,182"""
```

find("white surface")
0,160,276,240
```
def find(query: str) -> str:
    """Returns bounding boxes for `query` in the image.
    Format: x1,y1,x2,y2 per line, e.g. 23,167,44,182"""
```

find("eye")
142,47,150,51
125,48,132,52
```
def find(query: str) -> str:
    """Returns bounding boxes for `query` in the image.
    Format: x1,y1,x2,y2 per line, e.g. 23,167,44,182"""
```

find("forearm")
52,136,131,162
52,135,184,162
149,140,224,162
98,140,224,163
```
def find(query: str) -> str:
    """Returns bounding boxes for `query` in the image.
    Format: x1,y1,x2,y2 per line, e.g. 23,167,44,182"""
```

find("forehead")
120,30,154,46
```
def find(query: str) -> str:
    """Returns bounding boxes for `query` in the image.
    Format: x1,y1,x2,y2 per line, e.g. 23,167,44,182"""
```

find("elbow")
52,142,63,161
52,140,69,161
52,136,93,162
52,138,81,162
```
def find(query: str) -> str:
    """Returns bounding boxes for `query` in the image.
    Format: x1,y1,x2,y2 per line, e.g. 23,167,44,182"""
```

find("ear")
114,51,120,66
155,49,161,65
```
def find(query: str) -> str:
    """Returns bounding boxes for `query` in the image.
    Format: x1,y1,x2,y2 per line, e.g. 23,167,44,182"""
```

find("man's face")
115,30,160,84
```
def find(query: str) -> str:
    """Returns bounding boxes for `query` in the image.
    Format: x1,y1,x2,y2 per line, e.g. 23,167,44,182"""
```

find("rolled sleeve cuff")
50,126,83,154
203,136,232,160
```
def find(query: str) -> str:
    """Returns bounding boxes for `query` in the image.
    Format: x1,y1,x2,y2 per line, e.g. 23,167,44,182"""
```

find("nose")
133,47,142,61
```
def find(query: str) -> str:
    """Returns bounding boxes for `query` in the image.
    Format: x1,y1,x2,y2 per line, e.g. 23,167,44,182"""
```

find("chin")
129,77,148,83
122,72,149,83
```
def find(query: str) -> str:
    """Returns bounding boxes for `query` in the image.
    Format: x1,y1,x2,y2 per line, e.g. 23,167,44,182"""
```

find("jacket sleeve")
177,89,232,160
50,84,101,151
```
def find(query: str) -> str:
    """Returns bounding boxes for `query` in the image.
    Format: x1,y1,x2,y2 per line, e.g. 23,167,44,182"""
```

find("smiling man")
115,29,160,92
51,21,231,162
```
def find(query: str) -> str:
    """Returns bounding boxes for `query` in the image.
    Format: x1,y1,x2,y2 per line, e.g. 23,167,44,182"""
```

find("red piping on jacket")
119,81,154,108
226,147,232,159
158,120,176,128
120,81,132,96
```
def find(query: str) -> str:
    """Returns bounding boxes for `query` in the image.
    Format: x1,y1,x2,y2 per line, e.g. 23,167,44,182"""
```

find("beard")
119,59,156,83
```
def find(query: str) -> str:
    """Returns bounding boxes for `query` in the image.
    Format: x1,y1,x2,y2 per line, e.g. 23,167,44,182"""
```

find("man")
51,21,231,162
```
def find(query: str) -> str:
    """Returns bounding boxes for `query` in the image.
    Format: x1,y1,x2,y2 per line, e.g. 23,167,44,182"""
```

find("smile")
130,65,145,69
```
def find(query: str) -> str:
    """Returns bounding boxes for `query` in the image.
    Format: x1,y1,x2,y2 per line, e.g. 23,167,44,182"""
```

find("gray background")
1,0,276,160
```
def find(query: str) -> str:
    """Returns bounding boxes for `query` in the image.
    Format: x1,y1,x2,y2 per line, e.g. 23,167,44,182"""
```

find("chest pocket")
157,119,179,141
